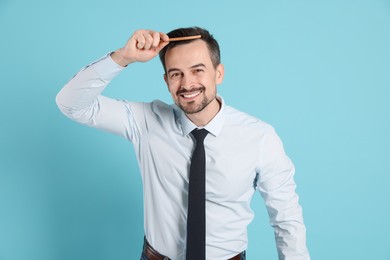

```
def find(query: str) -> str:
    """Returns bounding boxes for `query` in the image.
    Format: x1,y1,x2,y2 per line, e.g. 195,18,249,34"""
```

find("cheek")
167,83,179,96
204,75,218,89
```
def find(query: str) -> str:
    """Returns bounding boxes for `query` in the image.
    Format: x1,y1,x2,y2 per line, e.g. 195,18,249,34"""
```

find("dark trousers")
140,239,246,260
140,252,246,260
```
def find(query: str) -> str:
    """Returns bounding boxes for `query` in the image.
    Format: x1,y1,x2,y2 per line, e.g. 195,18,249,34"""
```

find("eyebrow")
167,63,207,74
190,63,206,69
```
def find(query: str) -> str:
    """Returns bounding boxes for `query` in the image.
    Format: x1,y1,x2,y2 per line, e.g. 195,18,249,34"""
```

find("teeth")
183,91,200,98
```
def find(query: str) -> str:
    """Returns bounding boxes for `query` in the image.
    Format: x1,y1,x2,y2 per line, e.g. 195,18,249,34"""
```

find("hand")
111,29,169,67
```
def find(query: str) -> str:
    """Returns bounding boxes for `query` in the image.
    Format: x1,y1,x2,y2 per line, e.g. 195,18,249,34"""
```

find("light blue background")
1,0,389,259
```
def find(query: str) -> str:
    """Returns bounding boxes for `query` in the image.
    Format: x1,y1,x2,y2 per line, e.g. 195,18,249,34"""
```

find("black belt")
142,238,245,260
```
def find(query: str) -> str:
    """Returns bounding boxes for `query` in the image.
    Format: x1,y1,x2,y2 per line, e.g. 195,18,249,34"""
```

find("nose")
180,74,196,90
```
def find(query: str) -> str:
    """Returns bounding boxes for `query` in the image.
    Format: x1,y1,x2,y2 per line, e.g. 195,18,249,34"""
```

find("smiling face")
164,40,224,125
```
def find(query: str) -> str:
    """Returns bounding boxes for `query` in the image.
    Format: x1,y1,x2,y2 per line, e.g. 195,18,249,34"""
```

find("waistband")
142,237,245,260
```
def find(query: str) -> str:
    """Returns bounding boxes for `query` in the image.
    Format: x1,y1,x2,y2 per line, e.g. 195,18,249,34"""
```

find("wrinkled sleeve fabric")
257,127,310,260
55,54,142,143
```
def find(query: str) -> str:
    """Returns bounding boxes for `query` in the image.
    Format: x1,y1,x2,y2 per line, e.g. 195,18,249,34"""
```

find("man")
56,27,310,260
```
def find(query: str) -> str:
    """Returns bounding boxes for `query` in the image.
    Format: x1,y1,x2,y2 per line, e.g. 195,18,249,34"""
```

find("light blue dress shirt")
56,54,310,260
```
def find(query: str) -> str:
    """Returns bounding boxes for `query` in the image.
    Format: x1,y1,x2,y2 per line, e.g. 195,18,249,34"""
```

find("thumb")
155,40,169,53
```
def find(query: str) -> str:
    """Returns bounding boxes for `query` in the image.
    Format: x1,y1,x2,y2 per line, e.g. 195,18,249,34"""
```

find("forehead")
165,40,212,69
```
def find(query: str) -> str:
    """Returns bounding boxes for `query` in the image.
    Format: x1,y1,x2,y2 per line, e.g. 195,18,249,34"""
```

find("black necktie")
186,129,208,260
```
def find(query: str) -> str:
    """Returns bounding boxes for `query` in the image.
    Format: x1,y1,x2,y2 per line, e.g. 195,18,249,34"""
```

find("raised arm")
55,30,169,139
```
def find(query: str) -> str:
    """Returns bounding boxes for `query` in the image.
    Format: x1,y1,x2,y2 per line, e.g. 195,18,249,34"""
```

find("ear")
164,73,168,84
163,73,170,90
215,64,224,85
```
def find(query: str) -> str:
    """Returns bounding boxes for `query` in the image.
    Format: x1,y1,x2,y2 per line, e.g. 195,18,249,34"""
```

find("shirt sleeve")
55,54,141,142
257,127,310,260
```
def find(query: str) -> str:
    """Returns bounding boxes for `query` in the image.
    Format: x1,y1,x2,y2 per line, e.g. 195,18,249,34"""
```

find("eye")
169,72,182,79
194,68,204,74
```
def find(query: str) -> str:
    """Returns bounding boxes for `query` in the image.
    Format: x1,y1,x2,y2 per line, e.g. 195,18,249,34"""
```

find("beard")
175,87,216,114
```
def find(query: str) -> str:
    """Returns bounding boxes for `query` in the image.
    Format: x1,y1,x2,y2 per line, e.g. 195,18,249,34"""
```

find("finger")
155,40,169,53
159,32,169,42
151,31,161,48
144,32,154,50
134,30,149,49
136,34,146,49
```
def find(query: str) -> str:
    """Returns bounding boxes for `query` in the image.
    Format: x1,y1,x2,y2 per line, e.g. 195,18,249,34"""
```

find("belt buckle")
163,257,169,260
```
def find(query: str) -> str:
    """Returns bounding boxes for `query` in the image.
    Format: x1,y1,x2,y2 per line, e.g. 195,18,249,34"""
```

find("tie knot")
191,129,209,142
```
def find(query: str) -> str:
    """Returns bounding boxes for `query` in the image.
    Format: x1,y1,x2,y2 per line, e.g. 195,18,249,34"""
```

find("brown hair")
159,27,221,73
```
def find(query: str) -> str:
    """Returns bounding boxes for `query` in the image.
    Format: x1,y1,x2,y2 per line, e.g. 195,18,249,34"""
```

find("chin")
180,101,209,115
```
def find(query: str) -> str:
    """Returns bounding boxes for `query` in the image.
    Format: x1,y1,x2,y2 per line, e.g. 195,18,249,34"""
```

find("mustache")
176,87,205,96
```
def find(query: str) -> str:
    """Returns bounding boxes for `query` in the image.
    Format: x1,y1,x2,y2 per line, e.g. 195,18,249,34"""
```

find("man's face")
164,40,224,116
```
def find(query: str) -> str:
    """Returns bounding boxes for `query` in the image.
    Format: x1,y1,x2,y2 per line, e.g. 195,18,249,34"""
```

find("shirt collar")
179,95,226,137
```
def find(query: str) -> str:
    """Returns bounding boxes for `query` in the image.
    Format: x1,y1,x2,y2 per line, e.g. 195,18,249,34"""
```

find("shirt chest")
141,127,260,203
204,131,260,202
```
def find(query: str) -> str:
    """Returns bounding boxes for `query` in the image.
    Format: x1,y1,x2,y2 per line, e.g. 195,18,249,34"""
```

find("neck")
186,98,221,127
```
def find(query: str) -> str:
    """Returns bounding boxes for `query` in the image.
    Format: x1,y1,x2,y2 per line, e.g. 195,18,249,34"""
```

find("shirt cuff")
91,52,126,81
